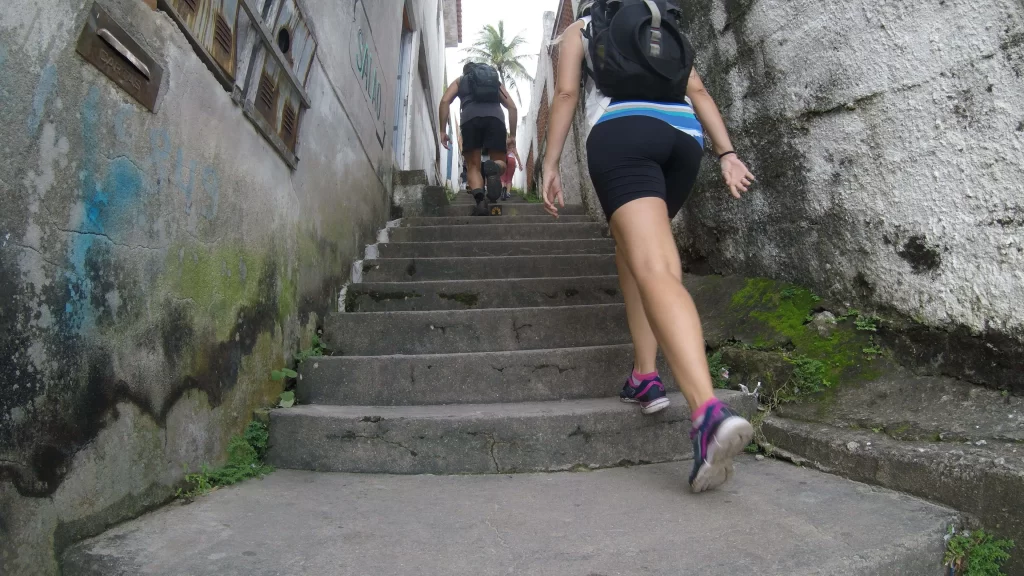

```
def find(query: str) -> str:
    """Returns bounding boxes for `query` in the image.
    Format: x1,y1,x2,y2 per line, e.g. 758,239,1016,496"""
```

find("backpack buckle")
649,28,662,57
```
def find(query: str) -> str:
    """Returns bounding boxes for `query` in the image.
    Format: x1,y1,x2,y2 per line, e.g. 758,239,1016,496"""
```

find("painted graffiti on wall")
355,30,382,121
350,5,389,149
58,84,223,332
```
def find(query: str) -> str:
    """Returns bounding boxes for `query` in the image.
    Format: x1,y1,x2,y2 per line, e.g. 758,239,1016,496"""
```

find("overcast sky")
445,0,557,119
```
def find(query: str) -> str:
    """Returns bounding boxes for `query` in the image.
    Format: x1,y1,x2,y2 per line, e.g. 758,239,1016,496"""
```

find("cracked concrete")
61,458,958,576
268,393,756,475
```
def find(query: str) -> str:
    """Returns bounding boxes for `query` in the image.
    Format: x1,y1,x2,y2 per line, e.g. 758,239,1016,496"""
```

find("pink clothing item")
500,152,517,185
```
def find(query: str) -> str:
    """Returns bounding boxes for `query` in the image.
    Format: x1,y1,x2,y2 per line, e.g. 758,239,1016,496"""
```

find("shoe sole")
619,396,671,415
690,416,755,494
483,162,503,202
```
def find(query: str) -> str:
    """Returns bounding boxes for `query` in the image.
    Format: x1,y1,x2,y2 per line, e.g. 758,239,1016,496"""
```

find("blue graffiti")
27,63,57,136
61,84,226,332
66,87,146,331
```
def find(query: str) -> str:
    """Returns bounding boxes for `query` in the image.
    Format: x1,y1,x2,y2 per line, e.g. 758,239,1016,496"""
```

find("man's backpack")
465,63,502,103
583,0,694,103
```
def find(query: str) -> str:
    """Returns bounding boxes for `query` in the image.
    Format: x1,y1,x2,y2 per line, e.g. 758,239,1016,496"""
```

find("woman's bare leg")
615,247,658,375
610,197,715,414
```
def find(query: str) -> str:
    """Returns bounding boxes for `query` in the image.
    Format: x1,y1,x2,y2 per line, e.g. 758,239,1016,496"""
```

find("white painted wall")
676,0,1024,343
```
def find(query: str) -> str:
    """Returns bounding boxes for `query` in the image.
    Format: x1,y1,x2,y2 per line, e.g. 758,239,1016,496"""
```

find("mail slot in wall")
159,0,240,85
76,3,164,111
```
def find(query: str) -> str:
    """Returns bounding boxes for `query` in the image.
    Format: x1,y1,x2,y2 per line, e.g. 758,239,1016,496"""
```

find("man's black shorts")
461,117,507,153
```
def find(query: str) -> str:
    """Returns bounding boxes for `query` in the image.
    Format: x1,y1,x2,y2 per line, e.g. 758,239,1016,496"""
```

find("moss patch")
729,278,884,394
439,292,480,307
345,290,422,312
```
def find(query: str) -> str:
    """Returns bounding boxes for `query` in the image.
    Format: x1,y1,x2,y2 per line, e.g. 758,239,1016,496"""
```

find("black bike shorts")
461,117,507,153
586,115,704,221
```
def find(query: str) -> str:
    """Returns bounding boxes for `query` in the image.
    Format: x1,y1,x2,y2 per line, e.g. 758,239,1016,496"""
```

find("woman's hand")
720,155,755,199
542,167,564,218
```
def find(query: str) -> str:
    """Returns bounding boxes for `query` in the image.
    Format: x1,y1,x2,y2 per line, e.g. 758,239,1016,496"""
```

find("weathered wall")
515,11,556,193
518,0,601,213
0,0,451,573
398,0,451,185
673,0,1024,390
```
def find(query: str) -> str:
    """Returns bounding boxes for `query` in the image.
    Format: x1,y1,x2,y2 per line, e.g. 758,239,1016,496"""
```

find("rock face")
674,0,1024,390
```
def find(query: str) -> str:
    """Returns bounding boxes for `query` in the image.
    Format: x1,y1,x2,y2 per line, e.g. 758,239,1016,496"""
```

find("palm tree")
462,21,533,101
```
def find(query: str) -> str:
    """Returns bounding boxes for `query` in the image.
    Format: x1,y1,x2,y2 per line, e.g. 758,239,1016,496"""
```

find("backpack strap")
643,0,663,57
581,20,596,82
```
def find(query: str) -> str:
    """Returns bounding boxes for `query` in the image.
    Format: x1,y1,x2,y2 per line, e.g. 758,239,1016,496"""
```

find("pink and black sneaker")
620,371,670,415
689,398,754,493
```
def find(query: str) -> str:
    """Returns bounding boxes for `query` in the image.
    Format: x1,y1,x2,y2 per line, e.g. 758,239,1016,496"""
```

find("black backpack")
465,63,502,103
583,0,694,103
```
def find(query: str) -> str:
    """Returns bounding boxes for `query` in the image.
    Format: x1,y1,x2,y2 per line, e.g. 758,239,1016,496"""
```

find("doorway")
392,9,414,167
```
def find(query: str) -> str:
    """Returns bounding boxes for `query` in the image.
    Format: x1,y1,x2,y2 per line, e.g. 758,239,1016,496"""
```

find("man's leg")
464,149,483,190
481,120,508,202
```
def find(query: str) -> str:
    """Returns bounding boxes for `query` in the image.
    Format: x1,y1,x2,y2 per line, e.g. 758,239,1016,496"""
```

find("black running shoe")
471,189,489,216
483,161,503,203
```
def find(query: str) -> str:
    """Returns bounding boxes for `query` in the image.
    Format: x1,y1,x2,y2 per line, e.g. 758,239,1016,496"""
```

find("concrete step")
376,238,615,258
324,304,629,356
361,255,617,282
267,392,755,475
762,415,1024,574
452,195,529,204
345,276,622,312
435,203,587,217
298,345,673,406
389,222,607,243
62,457,956,576
402,215,591,226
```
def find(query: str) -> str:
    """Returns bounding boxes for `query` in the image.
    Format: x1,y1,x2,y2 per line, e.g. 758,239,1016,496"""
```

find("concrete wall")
0,0,452,573
675,0,1024,388
516,11,556,193
517,0,598,211
397,0,452,186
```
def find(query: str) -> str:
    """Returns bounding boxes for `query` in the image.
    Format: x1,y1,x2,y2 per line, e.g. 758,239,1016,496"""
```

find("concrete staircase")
61,198,960,575
268,200,757,475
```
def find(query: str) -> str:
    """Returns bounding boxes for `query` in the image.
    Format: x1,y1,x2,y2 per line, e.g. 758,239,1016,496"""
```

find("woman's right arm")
541,21,587,216
686,69,755,199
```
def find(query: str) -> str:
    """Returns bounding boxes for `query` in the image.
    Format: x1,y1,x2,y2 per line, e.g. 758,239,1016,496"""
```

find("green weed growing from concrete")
946,529,1014,576
177,421,273,501
707,351,731,389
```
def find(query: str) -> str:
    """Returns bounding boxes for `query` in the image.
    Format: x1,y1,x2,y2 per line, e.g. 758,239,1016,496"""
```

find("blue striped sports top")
595,100,705,148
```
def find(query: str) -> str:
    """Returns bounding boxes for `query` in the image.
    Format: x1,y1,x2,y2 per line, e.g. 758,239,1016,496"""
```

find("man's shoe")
483,161,503,203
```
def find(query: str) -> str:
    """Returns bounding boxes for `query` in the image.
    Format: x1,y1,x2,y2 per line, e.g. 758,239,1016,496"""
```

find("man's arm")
498,85,518,151
438,79,460,149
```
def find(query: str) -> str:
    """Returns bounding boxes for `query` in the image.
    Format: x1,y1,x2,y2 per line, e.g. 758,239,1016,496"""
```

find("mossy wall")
0,0,397,573
673,0,1024,391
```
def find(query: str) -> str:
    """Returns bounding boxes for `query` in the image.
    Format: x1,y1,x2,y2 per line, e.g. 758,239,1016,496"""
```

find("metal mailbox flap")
76,3,164,112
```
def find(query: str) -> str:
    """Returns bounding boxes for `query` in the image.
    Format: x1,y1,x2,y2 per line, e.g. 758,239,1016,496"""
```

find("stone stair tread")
361,254,616,282
324,304,631,355
279,393,679,419
296,340,675,403
298,344,671,406
390,222,608,242
376,239,615,258
265,392,756,475
776,371,1024,444
434,204,586,217
61,457,957,576
761,413,1024,572
345,276,622,312
402,215,591,226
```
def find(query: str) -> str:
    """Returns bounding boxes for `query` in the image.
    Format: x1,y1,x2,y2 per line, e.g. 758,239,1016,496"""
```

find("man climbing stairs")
61,201,959,575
